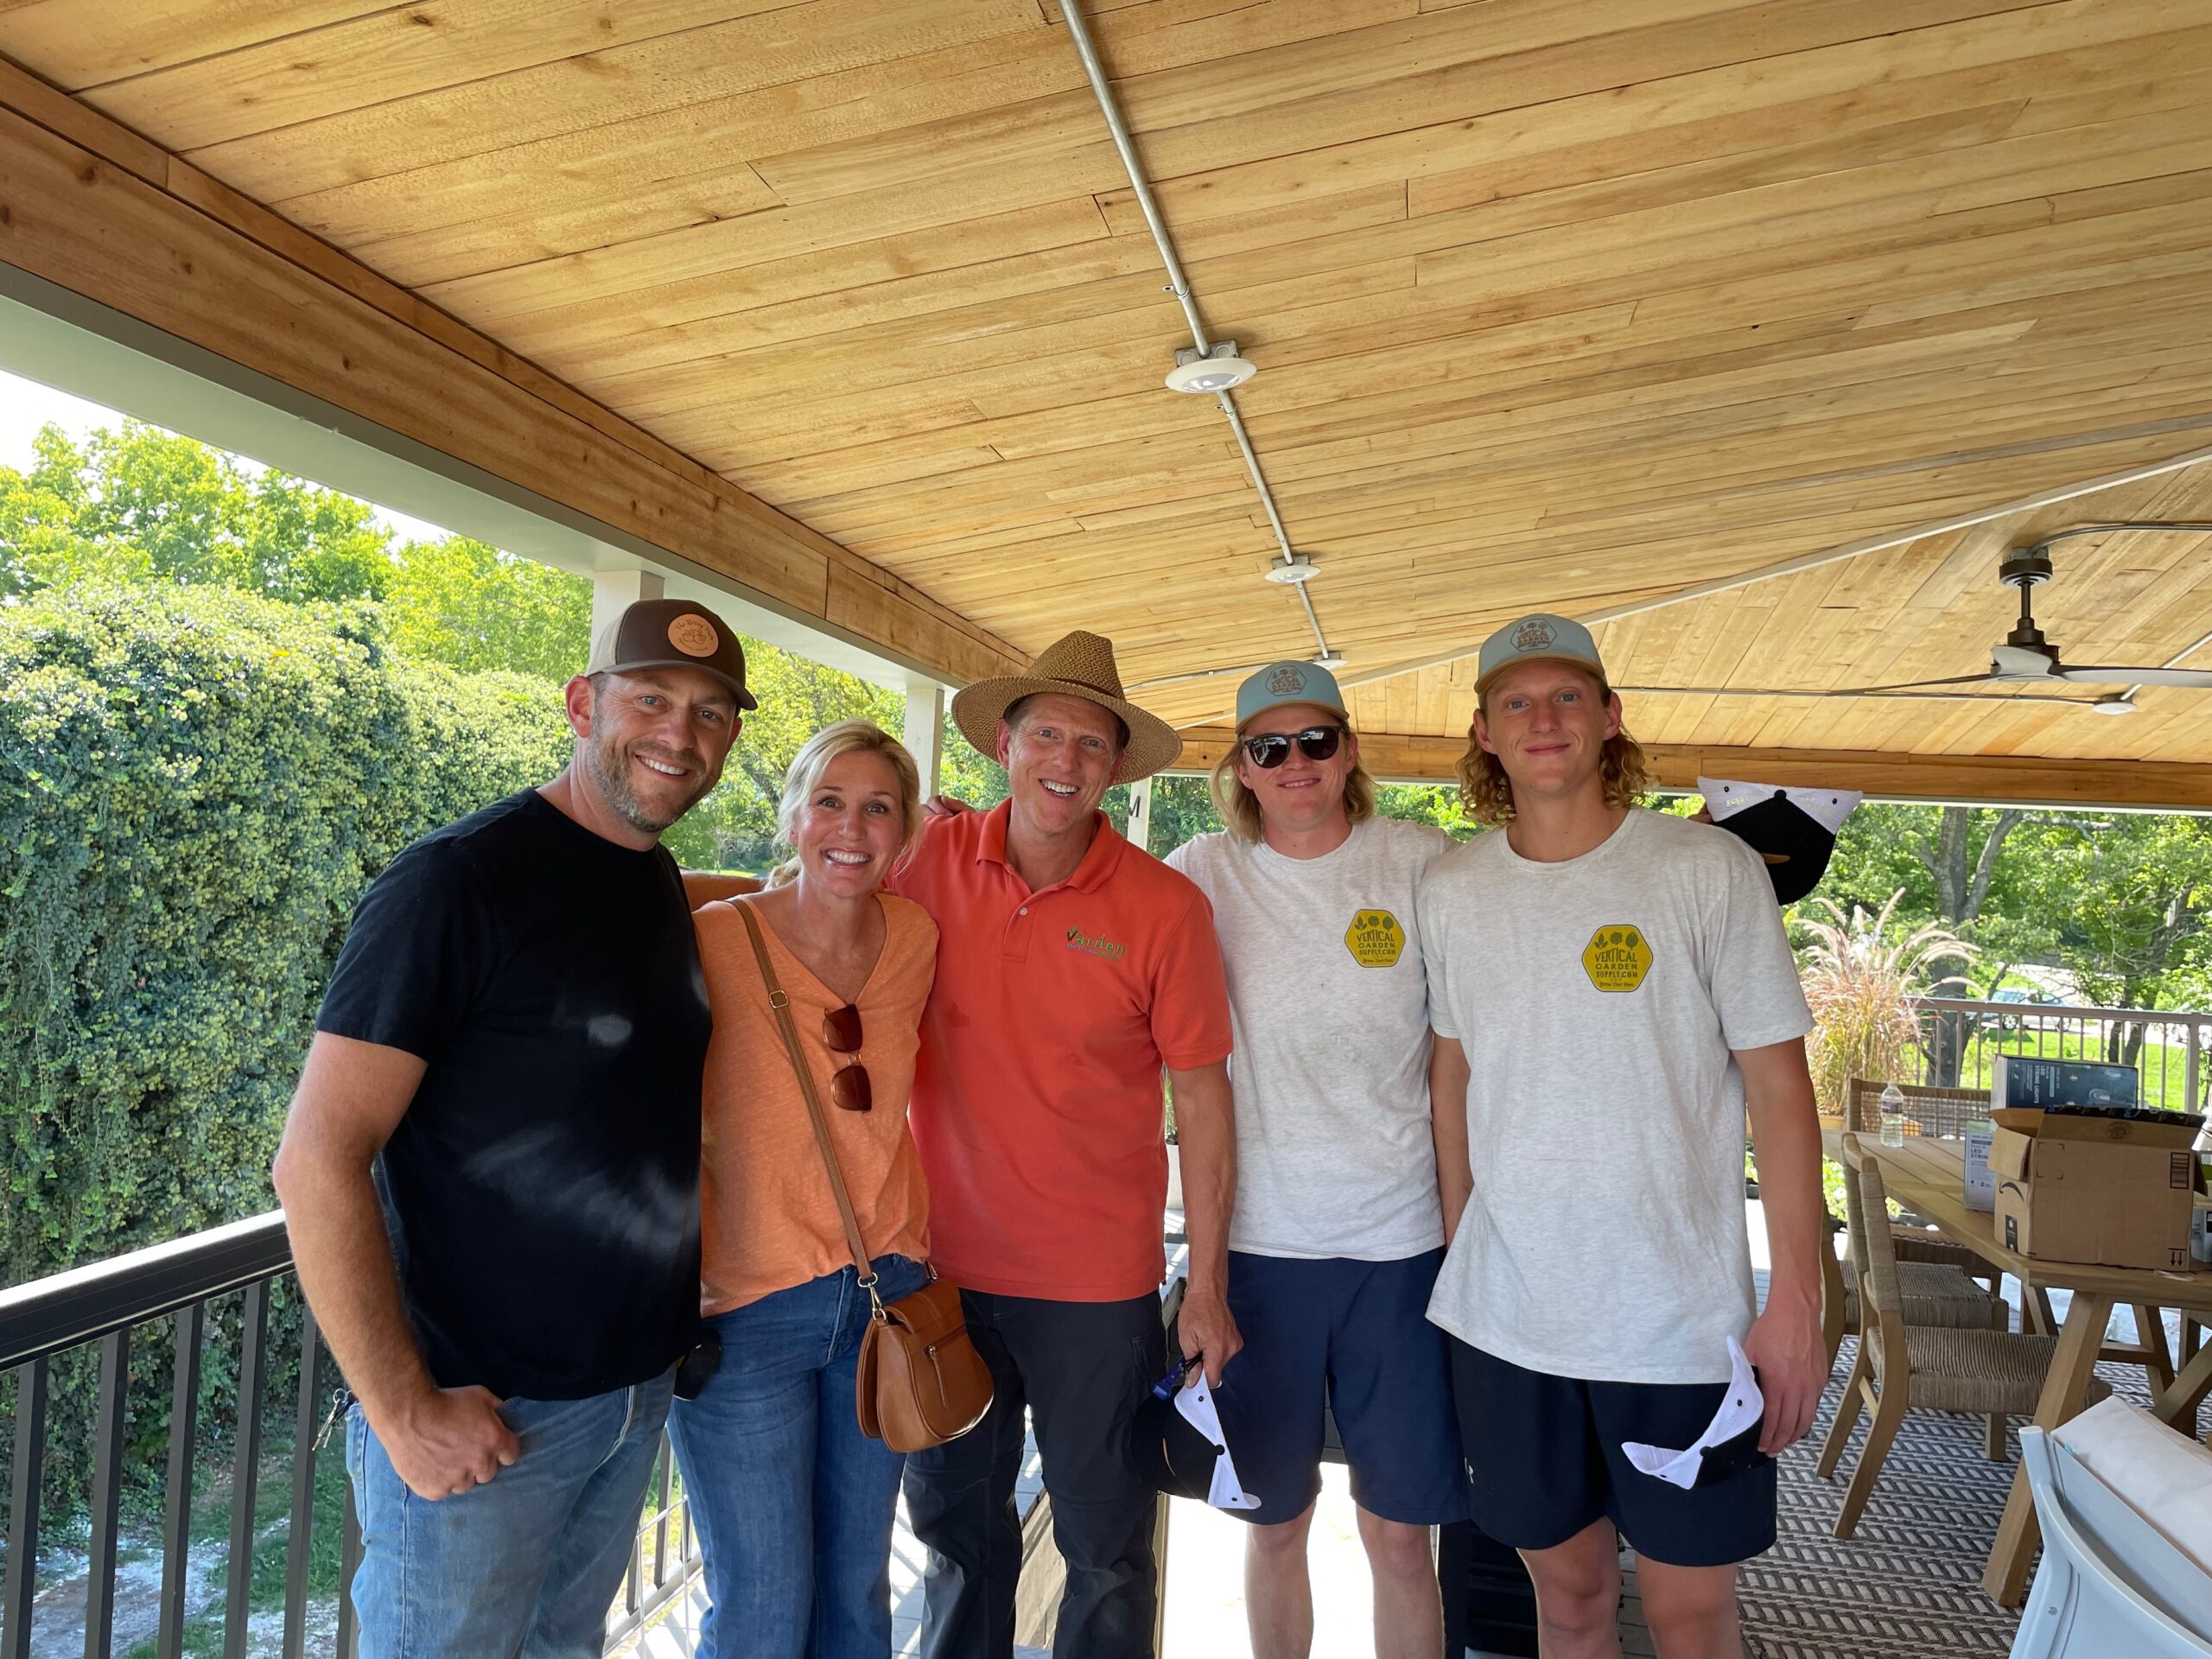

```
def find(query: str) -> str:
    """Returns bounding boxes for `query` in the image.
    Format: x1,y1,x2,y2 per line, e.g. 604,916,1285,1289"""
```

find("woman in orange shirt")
672,720,937,1659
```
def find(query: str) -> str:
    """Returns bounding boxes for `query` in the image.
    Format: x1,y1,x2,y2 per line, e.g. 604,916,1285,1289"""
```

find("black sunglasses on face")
1241,726,1344,769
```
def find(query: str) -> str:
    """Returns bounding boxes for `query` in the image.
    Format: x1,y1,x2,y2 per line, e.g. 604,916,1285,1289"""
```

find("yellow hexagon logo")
1344,909,1407,969
1581,925,1652,993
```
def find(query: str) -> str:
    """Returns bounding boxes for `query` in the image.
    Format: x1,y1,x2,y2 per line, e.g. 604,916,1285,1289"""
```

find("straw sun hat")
950,630,1184,784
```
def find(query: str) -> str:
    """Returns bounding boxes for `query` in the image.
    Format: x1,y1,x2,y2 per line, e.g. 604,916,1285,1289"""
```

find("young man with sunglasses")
890,630,1238,1659
1419,616,1825,1659
1164,662,1468,1659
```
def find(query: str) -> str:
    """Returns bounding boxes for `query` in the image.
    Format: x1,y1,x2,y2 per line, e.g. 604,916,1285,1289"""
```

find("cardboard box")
1989,1056,2139,1112
1990,1108,2196,1271
1963,1122,1997,1212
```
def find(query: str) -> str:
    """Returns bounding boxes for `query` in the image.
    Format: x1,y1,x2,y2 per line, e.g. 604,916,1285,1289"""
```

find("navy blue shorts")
1214,1249,1470,1527
1448,1339,1777,1568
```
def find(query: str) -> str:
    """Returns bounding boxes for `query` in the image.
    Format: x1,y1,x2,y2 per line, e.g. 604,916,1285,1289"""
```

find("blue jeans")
345,1368,675,1659
670,1254,931,1659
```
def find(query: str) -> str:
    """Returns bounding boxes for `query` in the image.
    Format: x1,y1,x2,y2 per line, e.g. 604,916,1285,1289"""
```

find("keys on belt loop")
315,1387,356,1452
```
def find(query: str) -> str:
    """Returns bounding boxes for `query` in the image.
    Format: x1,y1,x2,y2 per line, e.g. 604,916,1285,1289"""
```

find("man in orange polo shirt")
893,629,1239,1659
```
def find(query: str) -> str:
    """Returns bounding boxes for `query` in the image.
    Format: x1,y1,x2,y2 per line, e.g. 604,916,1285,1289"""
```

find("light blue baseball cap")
1235,660,1351,733
1475,613,1607,696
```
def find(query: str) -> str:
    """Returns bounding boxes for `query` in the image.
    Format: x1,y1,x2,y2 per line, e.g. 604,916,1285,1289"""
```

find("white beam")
1126,777,1154,853
589,569,664,641
903,683,946,800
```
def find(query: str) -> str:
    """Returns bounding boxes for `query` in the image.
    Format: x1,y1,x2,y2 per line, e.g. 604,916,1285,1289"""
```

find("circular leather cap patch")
667,613,720,658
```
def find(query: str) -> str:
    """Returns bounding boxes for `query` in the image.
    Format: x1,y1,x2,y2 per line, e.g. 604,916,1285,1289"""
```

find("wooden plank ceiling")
1338,462,2212,766
5,0,2212,777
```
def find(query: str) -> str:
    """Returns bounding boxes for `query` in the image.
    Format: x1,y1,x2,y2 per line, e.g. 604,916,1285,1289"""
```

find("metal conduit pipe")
1056,0,1335,666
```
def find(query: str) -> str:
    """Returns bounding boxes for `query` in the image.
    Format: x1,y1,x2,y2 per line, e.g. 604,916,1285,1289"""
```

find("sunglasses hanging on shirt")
1240,726,1344,769
822,1002,872,1113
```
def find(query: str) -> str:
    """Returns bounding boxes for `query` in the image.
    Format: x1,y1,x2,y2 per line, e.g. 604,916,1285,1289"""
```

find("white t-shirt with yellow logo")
1418,808,1812,1385
1166,816,1453,1260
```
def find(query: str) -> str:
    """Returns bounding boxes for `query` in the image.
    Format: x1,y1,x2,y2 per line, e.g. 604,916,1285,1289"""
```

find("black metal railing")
0,1211,700,1658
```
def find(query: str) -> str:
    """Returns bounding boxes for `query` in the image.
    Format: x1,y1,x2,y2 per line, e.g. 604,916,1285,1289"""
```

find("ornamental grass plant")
1796,890,1977,1116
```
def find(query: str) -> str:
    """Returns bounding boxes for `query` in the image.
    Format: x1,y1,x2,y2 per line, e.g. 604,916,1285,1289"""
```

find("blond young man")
1164,662,1465,1659
1419,615,1826,1659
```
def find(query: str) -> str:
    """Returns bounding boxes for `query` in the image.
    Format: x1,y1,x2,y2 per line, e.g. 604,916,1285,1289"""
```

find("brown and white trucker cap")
585,598,757,710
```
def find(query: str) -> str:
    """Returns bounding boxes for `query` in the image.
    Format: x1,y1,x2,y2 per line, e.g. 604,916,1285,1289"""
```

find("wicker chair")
1817,1134,2112,1540
1834,1249,2008,1342
1820,1128,2009,1461
1818,1209,2015,1370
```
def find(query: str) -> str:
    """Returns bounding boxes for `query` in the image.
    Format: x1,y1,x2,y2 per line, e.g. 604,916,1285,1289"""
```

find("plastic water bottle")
1879,1083,1906,1147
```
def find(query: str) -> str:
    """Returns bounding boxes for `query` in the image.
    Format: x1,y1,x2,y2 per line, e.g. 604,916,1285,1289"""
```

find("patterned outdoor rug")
1728,1336,2168,1659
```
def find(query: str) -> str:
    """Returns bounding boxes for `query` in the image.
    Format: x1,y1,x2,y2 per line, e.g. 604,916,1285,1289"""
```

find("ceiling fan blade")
1990,644,2063,678
2053,664,2212,689
1826,672,2004,695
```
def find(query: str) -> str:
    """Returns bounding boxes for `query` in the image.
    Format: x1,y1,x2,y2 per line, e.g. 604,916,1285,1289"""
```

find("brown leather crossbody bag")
734,902,993,1453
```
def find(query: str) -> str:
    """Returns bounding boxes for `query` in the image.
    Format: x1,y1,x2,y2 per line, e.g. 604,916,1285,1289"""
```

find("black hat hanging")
1698,778,1861,905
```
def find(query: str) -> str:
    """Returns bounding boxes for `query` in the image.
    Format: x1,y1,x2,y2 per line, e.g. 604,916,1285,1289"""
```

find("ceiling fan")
1618,522,2212,715
1843,541,2212,699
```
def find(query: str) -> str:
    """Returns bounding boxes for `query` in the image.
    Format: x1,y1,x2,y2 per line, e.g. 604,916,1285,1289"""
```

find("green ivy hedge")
1,581,570,1511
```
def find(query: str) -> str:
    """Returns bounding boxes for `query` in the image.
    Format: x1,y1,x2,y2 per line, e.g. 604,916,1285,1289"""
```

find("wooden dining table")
1817,1126,2212,1605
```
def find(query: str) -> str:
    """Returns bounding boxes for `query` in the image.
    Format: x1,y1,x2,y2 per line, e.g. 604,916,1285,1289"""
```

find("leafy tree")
1376,783,1481,838
0,426,101,592
2038,814,2212,1058
1,422,394,602
0,420,914,882
1821,805,2052,979
380,536,591,680
1136,775,1222,852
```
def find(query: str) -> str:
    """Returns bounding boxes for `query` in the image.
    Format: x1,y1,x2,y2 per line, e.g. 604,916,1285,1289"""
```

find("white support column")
589,567,664,639
1126,776,1154,853
903,682,946,799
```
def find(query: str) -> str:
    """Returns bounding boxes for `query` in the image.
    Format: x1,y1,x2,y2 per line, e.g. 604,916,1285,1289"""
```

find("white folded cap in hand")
1621,1336,1764,1491
1175,1374,1262,1510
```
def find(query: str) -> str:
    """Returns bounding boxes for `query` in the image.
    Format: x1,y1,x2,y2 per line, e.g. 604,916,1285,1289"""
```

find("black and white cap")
1699,778,1860,904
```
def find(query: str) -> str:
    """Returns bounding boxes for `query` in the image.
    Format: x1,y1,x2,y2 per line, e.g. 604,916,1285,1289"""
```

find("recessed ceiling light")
1263,556,1318,585
2089,695,2139,716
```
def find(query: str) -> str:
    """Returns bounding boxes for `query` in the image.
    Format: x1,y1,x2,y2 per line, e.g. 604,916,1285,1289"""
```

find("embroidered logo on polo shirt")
1065,925,1128,962
1581,925,1653,993
1344,910,1406,968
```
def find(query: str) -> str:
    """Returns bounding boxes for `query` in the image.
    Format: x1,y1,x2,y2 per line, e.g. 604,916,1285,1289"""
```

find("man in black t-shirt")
273,598,750,1659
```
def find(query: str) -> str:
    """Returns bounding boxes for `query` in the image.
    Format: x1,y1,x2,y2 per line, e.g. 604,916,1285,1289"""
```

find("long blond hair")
767,721,925,888
1454,681,1650,827
1209,723,1377,843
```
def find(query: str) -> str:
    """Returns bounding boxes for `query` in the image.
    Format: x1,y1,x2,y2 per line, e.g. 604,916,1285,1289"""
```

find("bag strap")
732,900,883,1318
